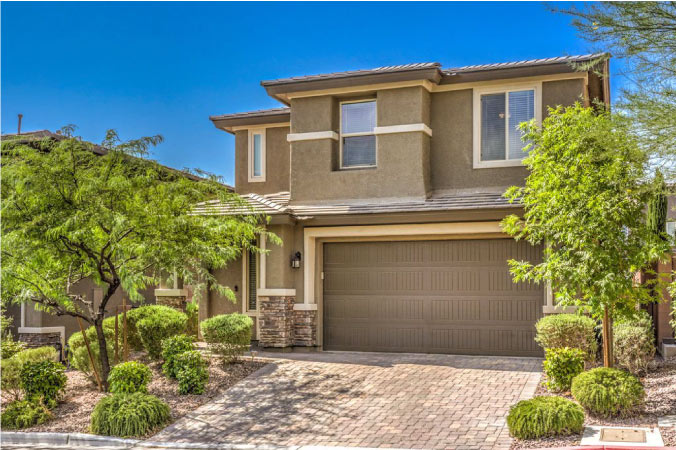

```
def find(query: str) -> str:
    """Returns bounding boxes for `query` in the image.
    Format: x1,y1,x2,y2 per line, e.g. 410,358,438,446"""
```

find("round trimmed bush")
136,307,187,359
90,392,170,437
1,346,59,400
108,361,152,394
175,350,209,395
20,360,67,409
571,367,644,417
200,313,252,364
543,347,585,392
614,312,655,375
161,335,195,379
507,396,584,439
535,314,597,362
126,306,166,350
1,400,52,429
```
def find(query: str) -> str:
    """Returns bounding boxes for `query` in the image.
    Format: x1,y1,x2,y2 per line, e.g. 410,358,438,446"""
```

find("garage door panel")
323,239,544,356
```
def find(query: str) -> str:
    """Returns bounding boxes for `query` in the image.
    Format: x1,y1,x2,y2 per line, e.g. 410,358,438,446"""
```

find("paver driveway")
152,352,541,450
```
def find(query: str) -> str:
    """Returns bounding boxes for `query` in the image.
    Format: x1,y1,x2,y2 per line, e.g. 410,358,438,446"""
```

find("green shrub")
108,361,152,394
200,313,252,364
614,313,655,375
543,347,585,392
161,335,194,379
535,314,598,362
571,367,645,417
136,307,187,359
126,306,161,350
1,400,52,429
1,346,58,399
507,396,584,439
67,317,122,381
186,302,199,337
20,360,67,408
90,392,170,438
175,350,209,395
1,338,26,360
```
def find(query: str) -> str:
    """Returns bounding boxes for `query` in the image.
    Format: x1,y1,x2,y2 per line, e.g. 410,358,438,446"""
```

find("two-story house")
200,54,611,357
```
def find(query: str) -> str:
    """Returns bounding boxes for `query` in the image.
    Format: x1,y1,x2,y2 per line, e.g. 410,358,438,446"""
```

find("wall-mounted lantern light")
290,251,302,268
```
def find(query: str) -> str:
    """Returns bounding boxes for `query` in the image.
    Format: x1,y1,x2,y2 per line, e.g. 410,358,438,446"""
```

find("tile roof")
209,107,290,121
195,191,518,218
442,53,607,74
261,63,441,86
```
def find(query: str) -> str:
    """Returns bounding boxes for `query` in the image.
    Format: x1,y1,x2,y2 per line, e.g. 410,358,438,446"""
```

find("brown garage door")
323,239,544,356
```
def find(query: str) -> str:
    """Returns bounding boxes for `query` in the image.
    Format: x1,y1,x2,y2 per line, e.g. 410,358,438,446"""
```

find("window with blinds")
480,89,535,162
340,100,376,168
247,250,257,311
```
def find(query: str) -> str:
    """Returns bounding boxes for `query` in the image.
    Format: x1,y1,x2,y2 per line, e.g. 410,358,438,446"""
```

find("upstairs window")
248,129,266,182
340,100,376,168
473,84,541,168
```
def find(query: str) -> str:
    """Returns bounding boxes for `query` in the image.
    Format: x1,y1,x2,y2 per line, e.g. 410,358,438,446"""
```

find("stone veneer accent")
156,295,187,312
259,296,295,347
19,332,61,349
294,310,317,346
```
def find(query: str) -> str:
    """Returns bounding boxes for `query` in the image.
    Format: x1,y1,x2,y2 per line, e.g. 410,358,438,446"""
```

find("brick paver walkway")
152,352,541,450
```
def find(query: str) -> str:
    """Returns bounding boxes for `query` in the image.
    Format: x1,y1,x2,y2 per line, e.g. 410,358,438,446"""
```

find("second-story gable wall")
235,126,291,195
289,86,432,203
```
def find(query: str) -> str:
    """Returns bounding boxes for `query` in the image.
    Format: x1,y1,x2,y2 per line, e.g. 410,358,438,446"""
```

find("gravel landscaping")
0,351,266,436
510,358,676,449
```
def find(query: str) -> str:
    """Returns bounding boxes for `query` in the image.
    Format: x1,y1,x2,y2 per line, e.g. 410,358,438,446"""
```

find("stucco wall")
266,224,297,289
235,126,291,195
429,79,586,192
208,260,243,317
289,87,431,203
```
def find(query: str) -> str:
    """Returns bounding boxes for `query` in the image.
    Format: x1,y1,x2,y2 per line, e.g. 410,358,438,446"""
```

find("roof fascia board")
284,79,435,101
440,63,584,85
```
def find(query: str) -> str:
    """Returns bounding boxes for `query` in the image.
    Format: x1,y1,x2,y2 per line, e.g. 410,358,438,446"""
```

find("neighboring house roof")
1,130,233,188
195,191,518,218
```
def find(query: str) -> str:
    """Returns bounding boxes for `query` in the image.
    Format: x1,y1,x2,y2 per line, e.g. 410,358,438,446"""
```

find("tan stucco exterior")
235,126,290,195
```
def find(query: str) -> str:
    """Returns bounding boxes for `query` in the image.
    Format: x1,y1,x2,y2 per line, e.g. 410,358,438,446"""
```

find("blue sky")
1,1,616,185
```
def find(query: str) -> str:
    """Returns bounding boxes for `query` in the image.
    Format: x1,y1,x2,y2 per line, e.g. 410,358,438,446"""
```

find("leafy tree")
502,104,670,367
646,170,668,240
1,128,273,388
557,2,676,176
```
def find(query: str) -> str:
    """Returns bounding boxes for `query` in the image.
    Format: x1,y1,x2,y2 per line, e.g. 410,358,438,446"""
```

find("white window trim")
248,128,266,182
339,99,377,169
473,82,542,169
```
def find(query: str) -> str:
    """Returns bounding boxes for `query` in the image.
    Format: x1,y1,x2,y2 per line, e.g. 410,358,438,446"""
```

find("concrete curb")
1,432,139,447
1,433,408,450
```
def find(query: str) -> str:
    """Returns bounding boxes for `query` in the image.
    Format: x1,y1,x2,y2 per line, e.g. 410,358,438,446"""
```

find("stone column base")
294,309,317,346
259,296,295,347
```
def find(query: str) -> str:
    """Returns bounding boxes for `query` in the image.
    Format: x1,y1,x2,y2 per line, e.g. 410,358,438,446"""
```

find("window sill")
336,165,377,172
473,159,525,169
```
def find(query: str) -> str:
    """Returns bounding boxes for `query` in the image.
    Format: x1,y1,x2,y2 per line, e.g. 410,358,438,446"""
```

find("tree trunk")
94,318,111,391
602,305,614,368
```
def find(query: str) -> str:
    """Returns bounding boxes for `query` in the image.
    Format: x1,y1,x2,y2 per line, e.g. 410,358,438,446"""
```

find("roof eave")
440,57,608,85
210,113,291,134
262,67,443,98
